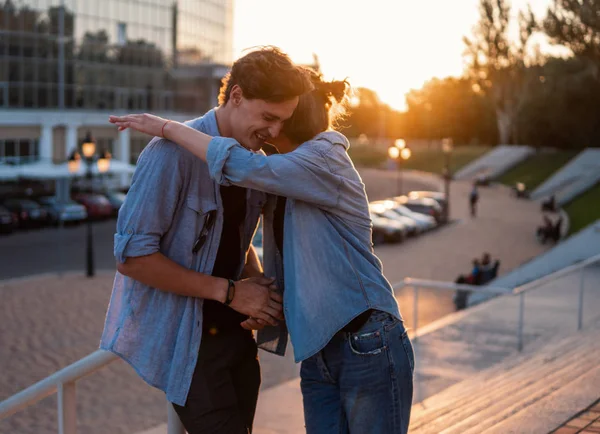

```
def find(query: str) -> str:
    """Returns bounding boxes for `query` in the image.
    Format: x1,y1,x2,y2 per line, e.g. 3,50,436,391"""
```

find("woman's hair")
282,68,349,144
218,46,313,105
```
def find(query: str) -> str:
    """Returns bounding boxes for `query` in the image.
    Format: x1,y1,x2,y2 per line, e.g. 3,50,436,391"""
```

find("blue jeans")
300,311,415,434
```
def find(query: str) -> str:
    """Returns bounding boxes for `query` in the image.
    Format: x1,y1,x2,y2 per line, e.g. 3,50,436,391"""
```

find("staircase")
409,319,600,434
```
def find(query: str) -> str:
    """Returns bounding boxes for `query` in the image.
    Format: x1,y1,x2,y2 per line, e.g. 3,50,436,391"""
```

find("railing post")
517,292,525,352
167,400,185,434
58,382,77,434
413,285,419,343
578,265,586,331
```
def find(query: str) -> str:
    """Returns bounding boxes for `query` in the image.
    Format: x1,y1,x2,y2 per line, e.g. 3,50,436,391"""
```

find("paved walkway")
0,172,553,434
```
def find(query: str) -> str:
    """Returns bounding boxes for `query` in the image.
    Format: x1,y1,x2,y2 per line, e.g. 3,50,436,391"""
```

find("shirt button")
127,229,133,234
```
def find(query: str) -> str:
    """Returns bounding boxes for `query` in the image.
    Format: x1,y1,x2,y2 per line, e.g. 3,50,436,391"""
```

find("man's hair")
218,46,313,105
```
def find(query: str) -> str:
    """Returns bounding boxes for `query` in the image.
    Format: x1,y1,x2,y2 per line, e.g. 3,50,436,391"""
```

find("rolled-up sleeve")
206,137,341,207
114,139,185,263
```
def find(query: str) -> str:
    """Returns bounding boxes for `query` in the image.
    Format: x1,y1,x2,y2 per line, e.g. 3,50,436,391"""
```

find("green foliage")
401,146,492,174
563,181,600,235
498,150,578,189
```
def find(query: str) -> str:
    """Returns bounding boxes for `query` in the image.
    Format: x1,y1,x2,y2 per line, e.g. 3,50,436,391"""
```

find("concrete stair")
454,145,534,181
409,320,600,433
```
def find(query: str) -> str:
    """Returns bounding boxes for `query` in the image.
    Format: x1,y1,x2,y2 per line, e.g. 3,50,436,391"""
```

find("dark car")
408,191,447,208
73,193,113,220
105,192,127,216
0,206,18,234
37,196,88,225
393,195,444,223
2,198,48,228
370,212,408,245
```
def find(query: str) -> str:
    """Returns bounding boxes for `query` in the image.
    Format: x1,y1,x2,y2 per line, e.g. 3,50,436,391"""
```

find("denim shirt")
99,109,266,406
207,131,403,362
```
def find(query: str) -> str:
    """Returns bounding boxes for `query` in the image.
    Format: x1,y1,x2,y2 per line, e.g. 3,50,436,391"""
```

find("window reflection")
0,0,232,111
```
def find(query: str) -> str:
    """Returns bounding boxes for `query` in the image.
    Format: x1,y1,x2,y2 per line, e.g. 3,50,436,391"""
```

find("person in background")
470,183,479,217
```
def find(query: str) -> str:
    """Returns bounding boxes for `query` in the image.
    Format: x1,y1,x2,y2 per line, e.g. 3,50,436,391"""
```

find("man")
100,47,313,434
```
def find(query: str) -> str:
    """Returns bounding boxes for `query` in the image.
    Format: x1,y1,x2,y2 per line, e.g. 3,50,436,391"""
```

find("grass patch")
349,145,491,174
498,150,578,190
563,182,600,235
402,145,492,175
348,146,388,168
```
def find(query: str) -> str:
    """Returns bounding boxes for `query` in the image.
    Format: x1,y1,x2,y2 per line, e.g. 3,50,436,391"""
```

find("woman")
110,71,414,434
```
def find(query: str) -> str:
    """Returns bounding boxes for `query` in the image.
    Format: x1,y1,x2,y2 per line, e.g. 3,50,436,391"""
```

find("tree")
544,0,600,76
516,56,600,148
403,77,497,145
463,0,538,144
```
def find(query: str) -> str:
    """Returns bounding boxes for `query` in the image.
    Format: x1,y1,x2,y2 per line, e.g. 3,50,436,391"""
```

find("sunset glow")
234,0,554,111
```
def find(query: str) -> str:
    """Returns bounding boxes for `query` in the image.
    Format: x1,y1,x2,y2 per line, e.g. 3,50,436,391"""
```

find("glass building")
0,0,233,183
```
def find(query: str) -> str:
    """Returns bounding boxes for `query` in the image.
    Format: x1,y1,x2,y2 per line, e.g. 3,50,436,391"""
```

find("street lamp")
388,141,411,195
442,138,453,222
68,131,111,277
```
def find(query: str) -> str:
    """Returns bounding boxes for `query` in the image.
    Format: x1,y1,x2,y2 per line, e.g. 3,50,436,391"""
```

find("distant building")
0,0,233,190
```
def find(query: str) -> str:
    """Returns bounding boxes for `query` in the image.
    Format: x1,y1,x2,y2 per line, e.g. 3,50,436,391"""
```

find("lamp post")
442,138,453,222
68,132,111,277
388,140,412,196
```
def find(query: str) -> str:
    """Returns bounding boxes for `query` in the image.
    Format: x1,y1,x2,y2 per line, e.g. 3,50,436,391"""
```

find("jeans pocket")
348,329,385,356
401,332,415,374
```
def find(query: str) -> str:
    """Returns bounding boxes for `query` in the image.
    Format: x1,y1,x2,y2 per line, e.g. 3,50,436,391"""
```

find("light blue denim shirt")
100,109,266,406
207,131,403,362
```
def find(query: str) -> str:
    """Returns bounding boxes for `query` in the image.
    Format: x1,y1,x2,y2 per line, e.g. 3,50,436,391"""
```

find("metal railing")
394,252,600,352
1,253,599,433
0,350,184,434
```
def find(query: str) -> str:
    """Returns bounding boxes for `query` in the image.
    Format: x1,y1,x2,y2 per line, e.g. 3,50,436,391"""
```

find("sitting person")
541,195,556,212
537,215,562,244
453,259,480,310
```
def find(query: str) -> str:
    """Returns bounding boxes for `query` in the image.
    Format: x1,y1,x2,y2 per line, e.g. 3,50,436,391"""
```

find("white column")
65,124,78,159
118,128,131,188
39,124,53,162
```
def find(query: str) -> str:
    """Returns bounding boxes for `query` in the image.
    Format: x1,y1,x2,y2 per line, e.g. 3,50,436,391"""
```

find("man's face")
229,88,299,151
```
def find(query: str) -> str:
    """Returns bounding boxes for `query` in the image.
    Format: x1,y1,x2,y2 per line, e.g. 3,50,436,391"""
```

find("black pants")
172,328,261,434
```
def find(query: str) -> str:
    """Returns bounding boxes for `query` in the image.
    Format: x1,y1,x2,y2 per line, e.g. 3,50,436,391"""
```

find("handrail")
512,253,600,295
399,278,511,295
0,350,116,419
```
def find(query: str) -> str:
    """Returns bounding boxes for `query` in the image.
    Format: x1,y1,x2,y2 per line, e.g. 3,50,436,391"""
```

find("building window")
0,139,40,165
130,138,148,164
117,22,128,46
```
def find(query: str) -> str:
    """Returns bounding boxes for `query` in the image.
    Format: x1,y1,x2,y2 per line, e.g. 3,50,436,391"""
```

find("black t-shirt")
273,196,286,256
203,185,248,333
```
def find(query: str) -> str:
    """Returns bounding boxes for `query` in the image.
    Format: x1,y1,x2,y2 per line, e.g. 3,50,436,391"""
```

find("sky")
233,0,554,111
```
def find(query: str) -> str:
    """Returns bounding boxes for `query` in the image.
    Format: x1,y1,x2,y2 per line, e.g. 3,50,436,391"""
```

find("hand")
229,276,284,326
240,318,269,331
108,113,172,138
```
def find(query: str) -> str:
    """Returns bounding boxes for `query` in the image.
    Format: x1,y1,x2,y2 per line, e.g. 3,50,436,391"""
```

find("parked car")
369,203,414,236
73,193,113,220
370,212,407,245
0,206,18,234
36,196,88,225
105,191,127,216
2,198,48,228
408,190,447,210
393,195,444,223
371,200,437,232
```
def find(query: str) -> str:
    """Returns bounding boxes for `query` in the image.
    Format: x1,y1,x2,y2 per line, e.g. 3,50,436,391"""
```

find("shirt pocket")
184,194,218,268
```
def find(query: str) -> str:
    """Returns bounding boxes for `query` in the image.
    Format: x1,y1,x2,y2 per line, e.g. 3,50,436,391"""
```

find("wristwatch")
224,279,236,305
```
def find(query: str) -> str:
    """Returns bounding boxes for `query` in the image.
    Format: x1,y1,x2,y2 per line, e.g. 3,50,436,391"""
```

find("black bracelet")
224,279,236,305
